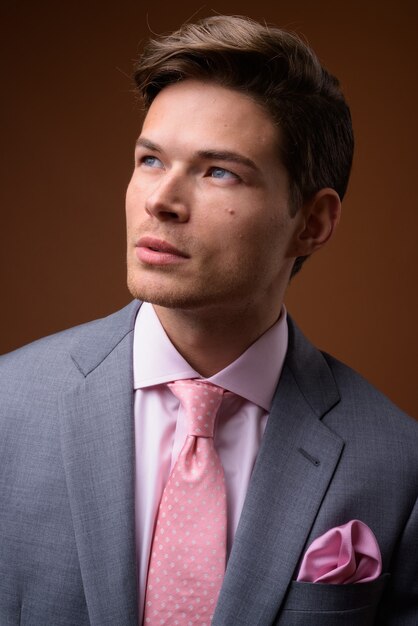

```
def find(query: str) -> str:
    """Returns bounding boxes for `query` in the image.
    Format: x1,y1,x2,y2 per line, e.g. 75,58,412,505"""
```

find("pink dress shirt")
133,302,288,621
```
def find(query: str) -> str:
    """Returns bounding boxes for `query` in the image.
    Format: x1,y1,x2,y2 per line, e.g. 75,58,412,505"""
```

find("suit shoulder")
323,351,412,414
286,316,416,429
0,300,139,382
322,351,418,447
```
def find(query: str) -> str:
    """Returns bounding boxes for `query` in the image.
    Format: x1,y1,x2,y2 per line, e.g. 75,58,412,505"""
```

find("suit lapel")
59,301,140,626
213,318,345,625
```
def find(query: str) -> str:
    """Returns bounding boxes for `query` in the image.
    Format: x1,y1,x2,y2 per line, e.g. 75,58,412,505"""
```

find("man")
0,15,417,626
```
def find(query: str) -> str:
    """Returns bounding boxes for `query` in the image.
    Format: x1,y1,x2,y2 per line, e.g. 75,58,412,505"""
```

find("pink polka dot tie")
144,379,227,625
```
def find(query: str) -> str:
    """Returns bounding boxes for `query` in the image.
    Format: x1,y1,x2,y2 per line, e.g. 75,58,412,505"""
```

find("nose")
145,171,190,222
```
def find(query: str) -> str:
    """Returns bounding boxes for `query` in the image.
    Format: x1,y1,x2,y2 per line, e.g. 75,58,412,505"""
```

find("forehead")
141,79,282,164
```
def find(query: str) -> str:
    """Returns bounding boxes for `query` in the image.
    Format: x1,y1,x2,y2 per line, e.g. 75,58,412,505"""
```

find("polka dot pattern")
144,380,227,625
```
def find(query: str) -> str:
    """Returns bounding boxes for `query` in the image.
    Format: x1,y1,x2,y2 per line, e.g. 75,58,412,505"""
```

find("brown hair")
133,15,354,276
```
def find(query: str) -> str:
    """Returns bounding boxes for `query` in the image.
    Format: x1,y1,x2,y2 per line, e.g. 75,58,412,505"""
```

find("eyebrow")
135,137,161,152
135,137,259,172
197,150,258,172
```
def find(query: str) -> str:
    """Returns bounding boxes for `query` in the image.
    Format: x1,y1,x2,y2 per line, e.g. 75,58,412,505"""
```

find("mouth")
135,236,190,266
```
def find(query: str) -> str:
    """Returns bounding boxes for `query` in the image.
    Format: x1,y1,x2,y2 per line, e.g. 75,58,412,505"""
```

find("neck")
153,301,284,377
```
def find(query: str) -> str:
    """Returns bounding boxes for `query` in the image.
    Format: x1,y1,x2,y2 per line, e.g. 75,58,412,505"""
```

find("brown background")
1,1,417,417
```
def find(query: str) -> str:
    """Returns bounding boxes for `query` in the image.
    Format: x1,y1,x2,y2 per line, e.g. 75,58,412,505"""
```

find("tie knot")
168,379,224,437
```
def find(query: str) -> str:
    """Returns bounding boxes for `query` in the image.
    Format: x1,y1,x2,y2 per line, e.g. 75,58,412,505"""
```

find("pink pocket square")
297,519,382,584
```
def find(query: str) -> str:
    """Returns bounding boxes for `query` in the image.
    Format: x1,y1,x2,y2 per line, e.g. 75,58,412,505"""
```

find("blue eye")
209,167,238,180
141,155,163,168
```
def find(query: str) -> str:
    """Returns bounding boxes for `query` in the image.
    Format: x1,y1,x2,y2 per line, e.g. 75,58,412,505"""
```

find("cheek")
234,212,291,265
125,179,134,211
125,180,144,219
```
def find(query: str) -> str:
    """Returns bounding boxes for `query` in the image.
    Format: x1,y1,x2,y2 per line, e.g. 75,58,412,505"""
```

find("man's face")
126,80,301,317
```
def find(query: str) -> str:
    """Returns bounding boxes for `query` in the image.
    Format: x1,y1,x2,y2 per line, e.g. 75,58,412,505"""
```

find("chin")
127,273,195,309
126,273,226,312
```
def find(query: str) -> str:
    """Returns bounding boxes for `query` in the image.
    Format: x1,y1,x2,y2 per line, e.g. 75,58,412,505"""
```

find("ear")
289,188,341,257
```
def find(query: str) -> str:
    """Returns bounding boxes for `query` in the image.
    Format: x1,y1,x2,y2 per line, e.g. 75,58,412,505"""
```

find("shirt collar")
133,302,288,411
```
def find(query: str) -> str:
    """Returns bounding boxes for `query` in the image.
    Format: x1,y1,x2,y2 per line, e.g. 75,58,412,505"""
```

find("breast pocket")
274,574,389,626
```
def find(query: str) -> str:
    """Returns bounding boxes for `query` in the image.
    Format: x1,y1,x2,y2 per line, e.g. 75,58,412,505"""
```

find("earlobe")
290,188,341,257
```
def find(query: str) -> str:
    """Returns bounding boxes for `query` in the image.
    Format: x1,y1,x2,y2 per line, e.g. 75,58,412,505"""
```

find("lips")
135,236,189,266
137,237,188,256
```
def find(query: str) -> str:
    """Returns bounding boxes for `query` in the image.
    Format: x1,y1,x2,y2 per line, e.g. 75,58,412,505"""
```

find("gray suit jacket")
0,300,417,625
